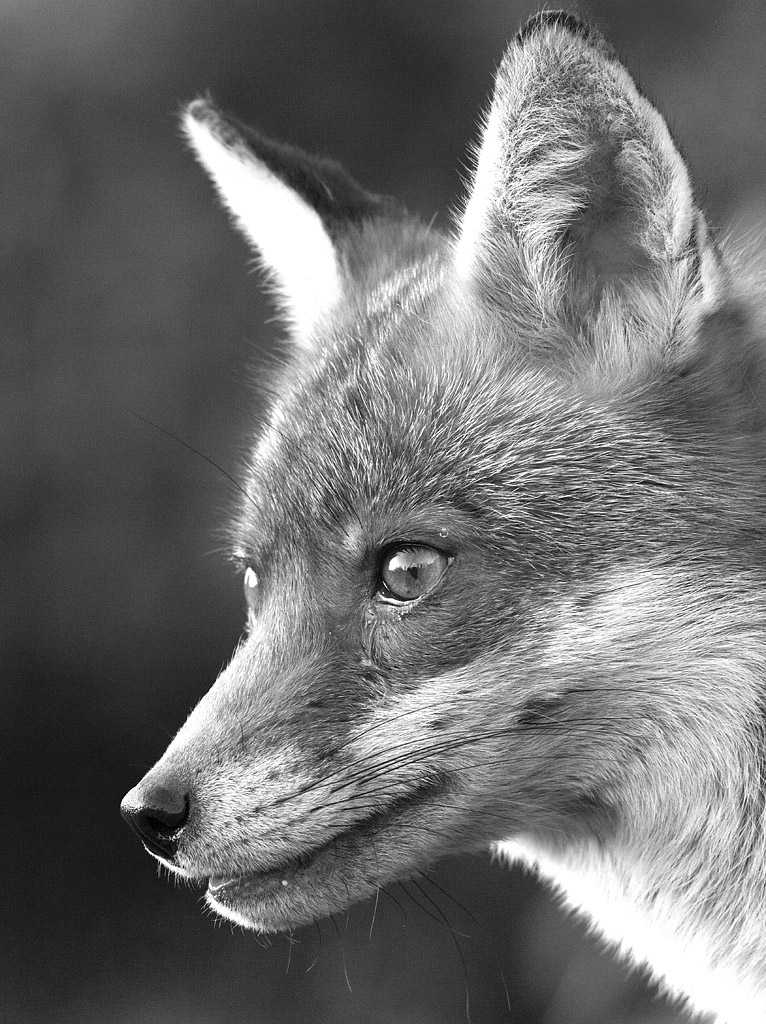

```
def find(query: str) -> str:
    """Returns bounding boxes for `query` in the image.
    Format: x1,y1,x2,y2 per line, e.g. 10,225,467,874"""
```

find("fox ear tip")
184,96,220,129
516,11,589,43
515,11,614,59
182,97,244,152
185,97,210,121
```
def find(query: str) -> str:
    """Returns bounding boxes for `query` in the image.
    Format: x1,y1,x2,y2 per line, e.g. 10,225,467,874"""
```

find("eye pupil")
380,546,448,602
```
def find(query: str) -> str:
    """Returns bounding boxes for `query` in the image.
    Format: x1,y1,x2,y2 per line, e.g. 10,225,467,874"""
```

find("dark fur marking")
515,12,617,68
516,695,567,730
190,99,406,239
516,11,591,44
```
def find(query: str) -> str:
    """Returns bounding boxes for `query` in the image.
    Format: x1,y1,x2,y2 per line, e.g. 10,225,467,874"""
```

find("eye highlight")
379,545,449,602
243,566,259,612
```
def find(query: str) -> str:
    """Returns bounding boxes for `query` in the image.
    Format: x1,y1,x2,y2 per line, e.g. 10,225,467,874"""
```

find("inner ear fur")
455,12,722,343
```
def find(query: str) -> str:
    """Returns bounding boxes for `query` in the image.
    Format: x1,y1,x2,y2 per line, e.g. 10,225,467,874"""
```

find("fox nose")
120,777,190,861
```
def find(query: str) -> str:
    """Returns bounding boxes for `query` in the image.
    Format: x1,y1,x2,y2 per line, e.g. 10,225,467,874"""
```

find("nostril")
121,781,190,861
142,787,189,833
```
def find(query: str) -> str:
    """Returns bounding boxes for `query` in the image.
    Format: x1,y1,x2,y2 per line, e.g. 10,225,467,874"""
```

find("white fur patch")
183,106,341,341
497,838,766,1023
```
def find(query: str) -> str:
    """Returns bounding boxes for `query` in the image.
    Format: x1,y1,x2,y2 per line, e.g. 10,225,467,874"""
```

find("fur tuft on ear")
183,99,407,344
454,12,723,349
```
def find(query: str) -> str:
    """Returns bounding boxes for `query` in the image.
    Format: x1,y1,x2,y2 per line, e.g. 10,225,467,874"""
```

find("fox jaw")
122,12,766,1021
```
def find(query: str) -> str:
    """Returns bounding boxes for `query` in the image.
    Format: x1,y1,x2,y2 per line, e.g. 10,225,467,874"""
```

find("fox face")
122,14,766,1014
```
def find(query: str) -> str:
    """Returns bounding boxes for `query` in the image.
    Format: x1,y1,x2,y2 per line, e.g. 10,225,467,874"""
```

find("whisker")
419,871,512,1015
126,407,257,511
379,885,408,927
331,915,353,993
306,921,321,973
400,880,472,1024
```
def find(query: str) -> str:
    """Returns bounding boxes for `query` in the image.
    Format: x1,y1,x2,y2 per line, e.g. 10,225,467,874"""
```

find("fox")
120,11,766,1023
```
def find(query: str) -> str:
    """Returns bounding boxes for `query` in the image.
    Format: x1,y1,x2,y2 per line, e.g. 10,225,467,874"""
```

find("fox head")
122,11,766,942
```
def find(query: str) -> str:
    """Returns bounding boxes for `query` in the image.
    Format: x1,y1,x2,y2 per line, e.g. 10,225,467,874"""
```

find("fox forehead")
233,310,637,580
234,290,550,545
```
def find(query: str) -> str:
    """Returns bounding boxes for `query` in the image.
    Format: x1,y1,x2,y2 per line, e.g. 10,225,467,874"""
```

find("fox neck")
500,810,766,1023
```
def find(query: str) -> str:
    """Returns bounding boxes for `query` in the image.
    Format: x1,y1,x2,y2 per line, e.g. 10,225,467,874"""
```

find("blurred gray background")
5,1,765,1022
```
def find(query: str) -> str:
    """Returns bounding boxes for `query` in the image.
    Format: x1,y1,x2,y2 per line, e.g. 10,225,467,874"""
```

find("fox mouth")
204,776,450,929
206,846,317,897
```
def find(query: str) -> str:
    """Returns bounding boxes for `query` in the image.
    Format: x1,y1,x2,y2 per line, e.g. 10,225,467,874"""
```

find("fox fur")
121,12,766,1022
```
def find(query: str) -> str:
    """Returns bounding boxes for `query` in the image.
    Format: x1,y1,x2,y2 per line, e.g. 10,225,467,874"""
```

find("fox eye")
379,545,449,602
243,566,259,611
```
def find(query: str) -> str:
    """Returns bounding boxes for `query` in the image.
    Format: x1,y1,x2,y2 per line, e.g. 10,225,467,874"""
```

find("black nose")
120,779,190,861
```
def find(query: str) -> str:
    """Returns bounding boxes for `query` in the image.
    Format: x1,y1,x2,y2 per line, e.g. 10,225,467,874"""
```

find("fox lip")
206,853,309,896
207,844,318,893
204,775,450,912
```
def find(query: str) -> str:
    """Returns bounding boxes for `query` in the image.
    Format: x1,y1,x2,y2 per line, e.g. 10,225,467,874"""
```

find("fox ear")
183,99,401,343
455,12,722,338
